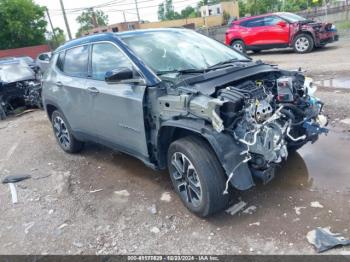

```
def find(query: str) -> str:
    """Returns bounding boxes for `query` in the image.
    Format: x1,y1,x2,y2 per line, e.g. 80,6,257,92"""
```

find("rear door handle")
56,81,63,87
87,87,100,95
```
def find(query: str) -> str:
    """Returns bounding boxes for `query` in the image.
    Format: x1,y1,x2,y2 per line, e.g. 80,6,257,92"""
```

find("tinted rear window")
240,17,265,28
63,45,89,77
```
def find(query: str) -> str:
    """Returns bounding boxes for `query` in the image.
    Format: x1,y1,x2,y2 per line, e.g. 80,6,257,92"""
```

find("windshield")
121,30,248,74
278,12,307,23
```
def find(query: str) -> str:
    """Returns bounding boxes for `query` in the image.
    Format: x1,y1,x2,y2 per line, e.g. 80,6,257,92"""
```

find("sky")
34,0,200,38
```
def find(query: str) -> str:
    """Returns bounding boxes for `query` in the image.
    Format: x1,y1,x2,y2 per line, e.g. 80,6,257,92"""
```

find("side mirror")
105,68,133,82
277,21,287,27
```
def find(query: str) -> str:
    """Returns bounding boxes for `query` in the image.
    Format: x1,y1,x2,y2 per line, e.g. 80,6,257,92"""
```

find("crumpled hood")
0,60,35,84
177,62,279,96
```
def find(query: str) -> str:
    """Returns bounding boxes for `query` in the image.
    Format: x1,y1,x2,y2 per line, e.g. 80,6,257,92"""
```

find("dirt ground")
0,39,350,255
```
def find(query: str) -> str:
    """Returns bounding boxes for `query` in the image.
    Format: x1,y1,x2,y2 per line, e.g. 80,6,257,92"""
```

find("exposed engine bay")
0,60,42,120
156,64,328,189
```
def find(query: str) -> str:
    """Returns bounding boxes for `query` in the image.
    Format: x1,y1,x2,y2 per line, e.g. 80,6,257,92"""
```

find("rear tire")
293,34,314,53
51,110,84,153
167,136,230,217
231,40,246,53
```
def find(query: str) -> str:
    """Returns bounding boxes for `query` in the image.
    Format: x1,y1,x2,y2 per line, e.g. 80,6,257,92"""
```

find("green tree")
158,1,200,21
180,6,199,18
0,0,47,49
47,27,66,50
158,3,166,21
76,9,108,37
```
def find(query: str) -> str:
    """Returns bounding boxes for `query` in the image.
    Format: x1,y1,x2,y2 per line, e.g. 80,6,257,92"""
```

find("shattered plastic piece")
160,192,171,202
2,174,31,184
306,227,350,253
150,226,160,234
225,201,247,216
9,183,18,204
294,206,306,215
114,190,130,197
58,223,68,230
243,205,257,215
310,201,324,208
148,204,157,215
24,222,35,234
249,222,260,226
89,189,103,193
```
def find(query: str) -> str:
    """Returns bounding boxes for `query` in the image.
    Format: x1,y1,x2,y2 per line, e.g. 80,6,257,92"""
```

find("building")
200,1,239,18
84,1,240,36
84,21,140,36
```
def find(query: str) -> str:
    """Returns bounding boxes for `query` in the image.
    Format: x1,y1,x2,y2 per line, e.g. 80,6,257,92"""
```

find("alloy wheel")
232,42,243,52
53,116,71,150
295,37,310,52
170,152,203,208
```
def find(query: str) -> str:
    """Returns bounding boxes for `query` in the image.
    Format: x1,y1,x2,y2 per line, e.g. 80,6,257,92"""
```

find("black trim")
247,43,289,51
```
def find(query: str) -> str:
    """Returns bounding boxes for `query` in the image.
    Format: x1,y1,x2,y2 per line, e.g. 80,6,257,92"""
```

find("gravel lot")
0,39,349,255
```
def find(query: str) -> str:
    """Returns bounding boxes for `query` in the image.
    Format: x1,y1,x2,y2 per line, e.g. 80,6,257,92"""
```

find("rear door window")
91,43,133,81
240,17,265,28
63,45,89,77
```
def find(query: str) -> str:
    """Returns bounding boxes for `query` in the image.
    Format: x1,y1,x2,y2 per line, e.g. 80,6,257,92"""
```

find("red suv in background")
225,12,339,54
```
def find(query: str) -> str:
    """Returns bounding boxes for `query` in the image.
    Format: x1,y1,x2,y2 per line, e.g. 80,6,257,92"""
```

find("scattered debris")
340,118,350,125
150,226,160,234
2,174,31,183
58,223,68,230
48,209,54,215
24,222,35,234
160,192,171,202
294,206,306,215
249,222,261,227
15,109,39,117
2,174,31,204
147,204,157,215
226,201,247,216
89,189,103,193
306,227,350,253
8,183,18,203
114,190,130,197
243,205,257,215
33,174,52,180
310,201,324,208
72,241,84,248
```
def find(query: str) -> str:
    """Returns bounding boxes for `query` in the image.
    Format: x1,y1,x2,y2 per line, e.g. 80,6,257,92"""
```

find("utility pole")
134,0,140,22
59,0,72,40
45,8,58,46
90,8,98,27
123,11,127,23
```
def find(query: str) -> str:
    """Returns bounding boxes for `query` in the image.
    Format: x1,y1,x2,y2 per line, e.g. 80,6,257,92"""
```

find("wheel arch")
229,38,245,46
156,119,255,191
292,30,316,46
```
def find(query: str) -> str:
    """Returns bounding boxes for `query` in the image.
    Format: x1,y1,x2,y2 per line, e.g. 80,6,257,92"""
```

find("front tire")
51,110,84,153
293,34,314,53
167,136,230,217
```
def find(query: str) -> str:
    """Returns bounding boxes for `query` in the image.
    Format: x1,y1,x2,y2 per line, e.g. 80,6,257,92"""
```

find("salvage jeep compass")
42,29,328,217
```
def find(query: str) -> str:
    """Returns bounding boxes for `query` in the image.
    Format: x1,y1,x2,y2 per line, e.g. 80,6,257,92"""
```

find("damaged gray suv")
42,29,328,217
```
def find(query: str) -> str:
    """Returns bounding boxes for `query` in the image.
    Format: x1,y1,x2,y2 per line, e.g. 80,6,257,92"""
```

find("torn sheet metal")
225,201,247,216
307,227,350,253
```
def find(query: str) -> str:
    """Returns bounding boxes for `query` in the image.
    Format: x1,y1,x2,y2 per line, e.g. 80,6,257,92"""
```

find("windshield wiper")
208,58,251,69
156,68,206,76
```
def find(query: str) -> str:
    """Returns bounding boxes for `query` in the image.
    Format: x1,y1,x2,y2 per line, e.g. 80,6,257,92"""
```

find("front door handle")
56,81,63,87
87,87,100,95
